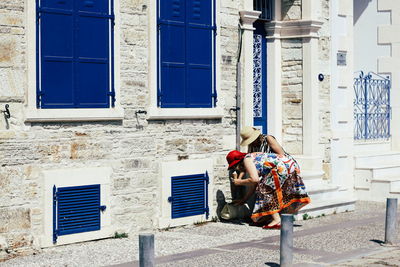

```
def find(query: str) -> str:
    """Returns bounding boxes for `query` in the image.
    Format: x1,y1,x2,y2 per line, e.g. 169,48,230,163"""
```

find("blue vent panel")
53,184,104,243
170,172,209,219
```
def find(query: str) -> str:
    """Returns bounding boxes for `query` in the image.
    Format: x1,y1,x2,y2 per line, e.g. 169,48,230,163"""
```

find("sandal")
262,223,281,229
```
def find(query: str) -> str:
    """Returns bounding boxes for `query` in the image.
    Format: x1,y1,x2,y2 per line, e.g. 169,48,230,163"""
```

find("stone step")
355,163,400,180
301,170,325,180
294,197,356,221
355,175,400,201
355,185,400,202
306,182,340,203
354,151,400,168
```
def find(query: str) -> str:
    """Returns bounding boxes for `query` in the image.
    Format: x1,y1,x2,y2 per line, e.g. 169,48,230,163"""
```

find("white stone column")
239,11,261,129
331,0,356,191
378,0,400,151
265,1,283,143
302,0,322,158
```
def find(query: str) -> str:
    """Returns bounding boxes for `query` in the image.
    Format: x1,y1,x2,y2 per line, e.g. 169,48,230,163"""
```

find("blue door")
253,21,267,134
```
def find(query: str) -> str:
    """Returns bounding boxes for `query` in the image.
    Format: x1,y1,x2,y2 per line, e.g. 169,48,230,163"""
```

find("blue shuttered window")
168,172,209,219
36,0,115,108
158,0,216,108
53,184,106,243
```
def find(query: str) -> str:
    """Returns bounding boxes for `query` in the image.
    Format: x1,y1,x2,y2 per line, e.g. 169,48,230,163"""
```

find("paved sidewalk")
1,201,399,267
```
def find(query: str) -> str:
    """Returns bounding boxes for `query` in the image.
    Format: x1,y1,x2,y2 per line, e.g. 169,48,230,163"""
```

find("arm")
266,135,285,156
232,158,259,185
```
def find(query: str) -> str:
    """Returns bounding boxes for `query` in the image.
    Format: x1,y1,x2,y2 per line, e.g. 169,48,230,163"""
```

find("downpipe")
234,24,244,151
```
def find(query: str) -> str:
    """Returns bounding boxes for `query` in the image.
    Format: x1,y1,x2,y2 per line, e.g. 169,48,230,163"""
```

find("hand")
232,178,241,186
231,173,238,180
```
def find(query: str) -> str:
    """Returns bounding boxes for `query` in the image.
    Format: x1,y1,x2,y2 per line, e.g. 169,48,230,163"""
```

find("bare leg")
267,213,281,226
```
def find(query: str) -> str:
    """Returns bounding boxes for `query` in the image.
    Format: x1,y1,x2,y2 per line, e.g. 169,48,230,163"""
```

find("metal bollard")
280,214,294,267
385,198,398,245
139,233,155,267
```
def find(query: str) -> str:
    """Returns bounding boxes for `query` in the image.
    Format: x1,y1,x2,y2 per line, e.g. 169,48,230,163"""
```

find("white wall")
353,0,390,74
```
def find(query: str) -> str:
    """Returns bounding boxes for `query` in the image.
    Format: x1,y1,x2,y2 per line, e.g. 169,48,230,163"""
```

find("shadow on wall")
354,0,373,25
281,0,296,19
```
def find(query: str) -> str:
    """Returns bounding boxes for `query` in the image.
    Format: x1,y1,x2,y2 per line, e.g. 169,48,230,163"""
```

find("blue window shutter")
158,0,215,108
53,184,106,243
168,172,209,219
75,0,111,108
158,0,186,108
186,0,213,108
37,0,114,108
38,0,74,108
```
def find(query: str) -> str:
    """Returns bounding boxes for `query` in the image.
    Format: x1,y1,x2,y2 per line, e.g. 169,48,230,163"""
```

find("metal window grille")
253,0,273,21
354,71,391,140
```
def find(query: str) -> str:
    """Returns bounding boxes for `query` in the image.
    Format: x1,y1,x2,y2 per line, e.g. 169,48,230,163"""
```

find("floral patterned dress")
246,152,311,221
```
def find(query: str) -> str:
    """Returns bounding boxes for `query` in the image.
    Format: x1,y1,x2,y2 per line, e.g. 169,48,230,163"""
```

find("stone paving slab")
1,201,399,267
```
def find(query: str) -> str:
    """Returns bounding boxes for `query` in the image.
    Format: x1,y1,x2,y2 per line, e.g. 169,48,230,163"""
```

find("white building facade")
0,0,399,260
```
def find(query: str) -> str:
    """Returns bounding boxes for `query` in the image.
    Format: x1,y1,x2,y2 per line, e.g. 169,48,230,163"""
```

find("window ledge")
25,107,124,122
147,107,224,120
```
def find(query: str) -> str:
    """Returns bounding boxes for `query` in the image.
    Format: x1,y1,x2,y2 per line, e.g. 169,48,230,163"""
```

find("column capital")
239,10,261,30
265,19,323,39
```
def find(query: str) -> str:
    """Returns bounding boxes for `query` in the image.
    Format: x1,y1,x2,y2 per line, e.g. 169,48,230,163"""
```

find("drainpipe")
234,24,244,151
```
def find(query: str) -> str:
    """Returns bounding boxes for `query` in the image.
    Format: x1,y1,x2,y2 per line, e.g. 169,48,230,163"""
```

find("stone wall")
0,0,239,260
281,39,303,154
282,0,302,20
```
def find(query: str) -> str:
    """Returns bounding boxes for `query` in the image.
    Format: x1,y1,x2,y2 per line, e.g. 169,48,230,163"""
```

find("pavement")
1,201,400,267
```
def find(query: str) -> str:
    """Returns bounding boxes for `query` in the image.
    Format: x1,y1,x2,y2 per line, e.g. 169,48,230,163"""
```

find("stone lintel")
265,20,323,39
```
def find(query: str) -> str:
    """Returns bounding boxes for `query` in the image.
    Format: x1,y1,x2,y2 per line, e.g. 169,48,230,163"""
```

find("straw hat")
240,126,261,146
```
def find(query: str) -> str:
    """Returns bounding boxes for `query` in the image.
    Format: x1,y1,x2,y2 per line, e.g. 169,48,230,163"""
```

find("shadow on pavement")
265,262,279,267
370,239,384,245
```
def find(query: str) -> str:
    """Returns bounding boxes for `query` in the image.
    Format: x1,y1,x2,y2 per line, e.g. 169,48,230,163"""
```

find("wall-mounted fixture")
1,104,10,119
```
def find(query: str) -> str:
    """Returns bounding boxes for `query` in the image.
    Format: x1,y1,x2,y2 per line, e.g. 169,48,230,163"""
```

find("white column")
266,38,283,143
266,0,283,143
302,38,320,156
239,11,261,128
377,0,400,151
302,0,322,157
331,0,355,191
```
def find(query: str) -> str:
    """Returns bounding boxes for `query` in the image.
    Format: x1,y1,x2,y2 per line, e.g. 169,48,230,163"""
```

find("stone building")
0,0,399,261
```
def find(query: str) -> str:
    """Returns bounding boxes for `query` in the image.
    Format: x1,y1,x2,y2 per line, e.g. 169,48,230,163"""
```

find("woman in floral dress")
226,150,310,229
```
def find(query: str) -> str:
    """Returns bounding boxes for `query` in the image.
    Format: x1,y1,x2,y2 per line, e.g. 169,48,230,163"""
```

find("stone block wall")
281,39,303,155
282,0,302,21
0,0,239,260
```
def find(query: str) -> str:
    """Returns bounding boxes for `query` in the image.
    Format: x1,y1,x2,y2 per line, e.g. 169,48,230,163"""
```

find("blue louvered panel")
157,0,216,108
37,0,114,108
158,0,186,107
169,172,209,219
75,0,110,107
186,0,213,107
38,0,74,108
53,184,104,243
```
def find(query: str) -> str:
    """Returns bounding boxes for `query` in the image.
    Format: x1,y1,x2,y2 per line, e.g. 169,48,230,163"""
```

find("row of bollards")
138,198,398,267
279,197,399,266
